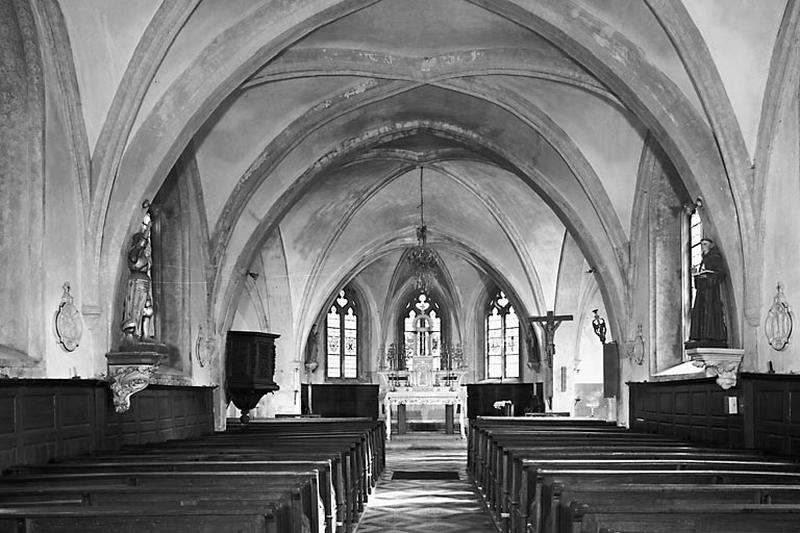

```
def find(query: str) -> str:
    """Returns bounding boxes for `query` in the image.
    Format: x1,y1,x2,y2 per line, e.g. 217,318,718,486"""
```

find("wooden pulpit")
225,331,280,423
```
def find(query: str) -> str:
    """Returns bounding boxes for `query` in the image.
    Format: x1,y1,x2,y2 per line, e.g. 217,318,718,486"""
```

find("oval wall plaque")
765,282,793,351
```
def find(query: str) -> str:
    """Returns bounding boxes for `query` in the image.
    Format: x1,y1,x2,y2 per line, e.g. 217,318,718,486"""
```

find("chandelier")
408,166,437,292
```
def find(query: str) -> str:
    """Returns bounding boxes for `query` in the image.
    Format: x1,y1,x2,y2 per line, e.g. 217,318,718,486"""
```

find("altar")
380,369,467,441
380,294,467,440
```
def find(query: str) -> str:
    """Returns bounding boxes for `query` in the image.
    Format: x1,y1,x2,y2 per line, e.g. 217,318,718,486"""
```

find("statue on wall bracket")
685,238,728,349
106,201,167,413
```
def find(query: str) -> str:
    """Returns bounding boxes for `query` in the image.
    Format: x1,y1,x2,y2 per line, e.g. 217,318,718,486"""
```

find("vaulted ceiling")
58,0,786,340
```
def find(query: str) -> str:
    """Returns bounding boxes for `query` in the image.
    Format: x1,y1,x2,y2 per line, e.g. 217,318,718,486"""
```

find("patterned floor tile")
355,433,499,533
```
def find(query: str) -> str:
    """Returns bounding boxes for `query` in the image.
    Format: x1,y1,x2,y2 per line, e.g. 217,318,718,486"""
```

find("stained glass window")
690,211,703,271
486,291,520,379
401,292,443,370
326,288,358,379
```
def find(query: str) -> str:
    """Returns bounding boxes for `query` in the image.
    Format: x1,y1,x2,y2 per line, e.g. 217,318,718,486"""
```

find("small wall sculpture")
765,282,793,351
54,282,82,352
627,324,645,366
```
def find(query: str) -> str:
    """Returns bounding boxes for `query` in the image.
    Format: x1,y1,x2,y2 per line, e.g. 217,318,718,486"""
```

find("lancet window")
402,293,442,371
683,206,704,343
486,291,519,379
326,288,358,379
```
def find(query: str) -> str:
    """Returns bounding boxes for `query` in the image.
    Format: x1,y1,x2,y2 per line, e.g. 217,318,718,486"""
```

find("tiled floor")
355,433,499,533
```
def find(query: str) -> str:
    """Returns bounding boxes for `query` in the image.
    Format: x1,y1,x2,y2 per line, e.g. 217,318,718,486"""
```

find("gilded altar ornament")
765,282,793,351
54,282,82,352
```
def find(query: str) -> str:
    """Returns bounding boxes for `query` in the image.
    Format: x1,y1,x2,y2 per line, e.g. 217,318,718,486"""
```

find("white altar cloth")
383,388,466,440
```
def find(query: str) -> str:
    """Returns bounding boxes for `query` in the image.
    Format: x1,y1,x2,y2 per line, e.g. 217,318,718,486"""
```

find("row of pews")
470,416,800,533
0,417,384,533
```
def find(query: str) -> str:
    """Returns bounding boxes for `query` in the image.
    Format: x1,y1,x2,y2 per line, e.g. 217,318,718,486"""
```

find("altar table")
383,388,466,441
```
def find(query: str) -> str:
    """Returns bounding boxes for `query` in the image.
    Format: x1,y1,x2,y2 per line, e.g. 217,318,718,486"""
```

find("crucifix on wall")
529,311,574,367
529,311,573,410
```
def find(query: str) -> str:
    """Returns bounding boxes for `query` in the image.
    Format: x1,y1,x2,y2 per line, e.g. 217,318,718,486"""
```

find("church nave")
355,434,498,533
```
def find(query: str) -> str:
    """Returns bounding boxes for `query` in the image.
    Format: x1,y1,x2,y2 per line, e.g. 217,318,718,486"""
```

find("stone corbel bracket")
106,351,165,413
688,348,744,390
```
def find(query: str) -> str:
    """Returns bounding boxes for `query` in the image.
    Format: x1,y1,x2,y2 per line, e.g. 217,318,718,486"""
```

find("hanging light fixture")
408,166,437,292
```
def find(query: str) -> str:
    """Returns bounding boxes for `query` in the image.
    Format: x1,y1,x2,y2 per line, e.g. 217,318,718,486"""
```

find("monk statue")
687,238,728,348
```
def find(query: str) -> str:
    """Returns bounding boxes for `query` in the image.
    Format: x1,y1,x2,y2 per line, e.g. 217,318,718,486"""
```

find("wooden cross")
529,311,574,367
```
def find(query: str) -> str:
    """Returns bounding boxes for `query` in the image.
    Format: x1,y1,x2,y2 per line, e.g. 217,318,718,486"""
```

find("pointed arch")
214,120,626,351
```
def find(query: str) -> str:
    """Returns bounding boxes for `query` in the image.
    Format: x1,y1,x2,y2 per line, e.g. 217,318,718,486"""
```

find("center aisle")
355,433,498,533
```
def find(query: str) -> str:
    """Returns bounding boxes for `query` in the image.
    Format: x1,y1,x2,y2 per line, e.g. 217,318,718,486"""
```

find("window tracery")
486,291,519,379
326,288,358,378
401,292,442,371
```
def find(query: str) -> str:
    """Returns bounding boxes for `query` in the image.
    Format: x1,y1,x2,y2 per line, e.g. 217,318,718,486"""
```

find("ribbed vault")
83,0,756,362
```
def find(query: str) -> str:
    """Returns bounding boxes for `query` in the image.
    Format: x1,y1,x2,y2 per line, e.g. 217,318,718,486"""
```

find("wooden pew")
476,428,767,526
468,417,616,473
577,503,800,533
0,471,319,533
5,463,329,533
127,438,364,526
526,469,800,533
156,417,388,523
489,441,765,516
13,458,337,530
554,484,800,533
467,418,800,533
496,447,774,528
1,418,385,533
0,505,290,533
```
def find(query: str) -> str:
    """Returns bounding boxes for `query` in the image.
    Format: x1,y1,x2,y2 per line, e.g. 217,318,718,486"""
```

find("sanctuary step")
355,434,499,533
406,421,446,432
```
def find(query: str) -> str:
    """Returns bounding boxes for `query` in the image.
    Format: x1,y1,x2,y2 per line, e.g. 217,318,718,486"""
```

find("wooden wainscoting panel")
631,374,800,455
0,380,213,471
749,373,800,456
629,378,744,448
20,392,55,431
57,392,93,428
0,394,15,434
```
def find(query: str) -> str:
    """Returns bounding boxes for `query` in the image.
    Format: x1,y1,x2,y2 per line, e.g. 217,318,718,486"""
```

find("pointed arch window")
689,210,704,285
486,291,519,379
683,206,704,344
326,289,358,378
401,292,442,371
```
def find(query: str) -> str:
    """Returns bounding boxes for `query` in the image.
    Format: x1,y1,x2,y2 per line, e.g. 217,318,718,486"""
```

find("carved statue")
120,216,153,347
305,324,319,372
688,238,728,348
386,343,397,371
